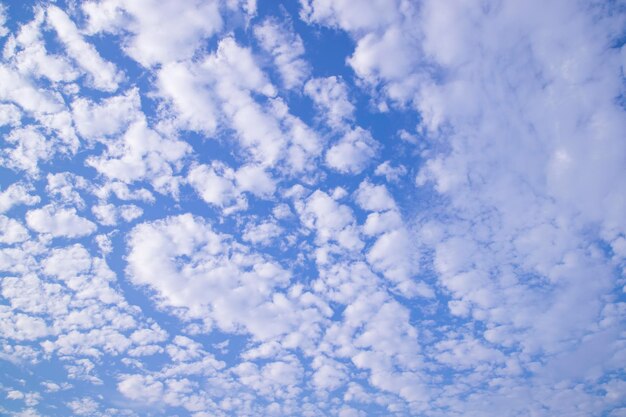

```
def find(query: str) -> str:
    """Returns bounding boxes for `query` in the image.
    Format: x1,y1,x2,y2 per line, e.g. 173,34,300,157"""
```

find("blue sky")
0,1,625,416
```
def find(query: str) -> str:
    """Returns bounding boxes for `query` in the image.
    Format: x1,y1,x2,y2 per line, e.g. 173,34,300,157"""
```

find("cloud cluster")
0,1,624,416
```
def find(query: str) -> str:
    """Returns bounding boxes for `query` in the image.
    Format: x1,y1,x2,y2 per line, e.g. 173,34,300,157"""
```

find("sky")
0,0,625,416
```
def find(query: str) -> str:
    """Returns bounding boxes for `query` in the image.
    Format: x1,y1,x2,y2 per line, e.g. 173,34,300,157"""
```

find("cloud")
354,180,396,212
92,203,143,226
25,205,96,238
47,5,123,91
0,215,29,244
254,18,309,89
156,60,220,135
82,0,224,67
0,183,40,213
66,397,100,416
325,127,379,174
118,374,163,404
126,214,299,340
71,88,141,141
86,119,191,195
0,65,64,114
187,162,247,212
297,189,363,256
0,4,8,37
304,76,355,130
0,103,21,127
300,0,401,32
1,127,55,175
157,35,322,173
4,8,78,84
235,164,276,198
242,220,283,245
374,161,407,183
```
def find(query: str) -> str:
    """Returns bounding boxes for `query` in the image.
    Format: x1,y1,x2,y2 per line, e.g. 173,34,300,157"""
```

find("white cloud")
304,76,354,129
157,36,321,173
92,203,143,226
0,238,163,371
0,103,21,127
0,4,8,37
254,19,309,89
0,183,40,213
82,0,224,67
409,0,626,358
72,88,141,141
348,26,418,86
325,127,379,174
7,390,25,400
156,38,290,167
0,307,49,341
66,397,100,416
304,7,626,401
118,374,163,403
0,65,64,115
235,164,276,198
47,5,123,91
324,291,427,405
353,181,428,297
93,181,155,203
242,220,283,245
298,190,363,255
1,127,54,175
126,214,298,340
0,215,29,244
300,0,400,32
4,9,78,83
301,0,421,104
311,355,347,391
187,162,246,212
187,162,276,214
41,381,71,393
354,181,396,212
374,161,407,183
0,62,79,153
46,172,91,209
156,60,219,135
86,119,191,195
26,205,96,238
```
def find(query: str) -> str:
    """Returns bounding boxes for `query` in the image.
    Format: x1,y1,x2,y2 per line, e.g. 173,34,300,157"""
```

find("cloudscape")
0,1,625,416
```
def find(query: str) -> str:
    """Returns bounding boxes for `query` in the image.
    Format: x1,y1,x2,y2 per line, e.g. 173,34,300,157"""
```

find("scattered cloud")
0,1,624,416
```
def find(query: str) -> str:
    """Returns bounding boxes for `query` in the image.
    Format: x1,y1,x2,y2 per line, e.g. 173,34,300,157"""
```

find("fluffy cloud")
71,88,141,141
305,76,355,129
0,4,8,37
0,183,40,213
325,127,379,174
118,374,163,404
46,5,123,91
82,0,225,67
1,127,55,175
255,19,309,89
187,162,247,213
0,65,64,115
0,215,29,244
86,119,191,195
25,205,96,238
4,8,78,84
126,214,297,339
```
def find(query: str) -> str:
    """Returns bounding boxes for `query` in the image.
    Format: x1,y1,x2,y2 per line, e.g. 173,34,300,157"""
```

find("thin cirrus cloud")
0,1,624,417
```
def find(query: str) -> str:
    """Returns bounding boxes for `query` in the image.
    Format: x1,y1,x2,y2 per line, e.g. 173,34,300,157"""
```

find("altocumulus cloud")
0,1,625,416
